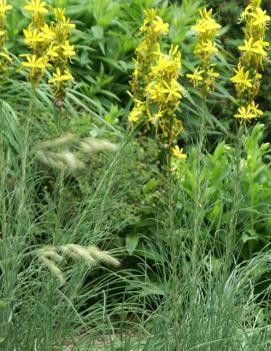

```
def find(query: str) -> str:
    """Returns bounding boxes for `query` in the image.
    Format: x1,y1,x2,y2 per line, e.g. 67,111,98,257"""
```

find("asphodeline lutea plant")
145,45,184,146
0,0,12,73
21,0,51,84
128,8,169,122
21,1,76,102
128,9,186,161
186,8,221,96
231,0,270,121
48,8,76,106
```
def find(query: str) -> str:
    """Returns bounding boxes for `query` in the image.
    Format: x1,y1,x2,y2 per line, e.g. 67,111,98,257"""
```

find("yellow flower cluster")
145,45,183,146
0,0,12,72
21,0,50,81
186,8,220,95
231,0,270,120
48,8,75,103
21,0,75,101
128,9,185,159
129,9,169,105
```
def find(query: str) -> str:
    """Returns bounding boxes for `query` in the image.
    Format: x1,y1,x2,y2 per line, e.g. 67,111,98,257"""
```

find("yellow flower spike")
187,8,221,95
47,7,76,103
129,9,170,117
0,1,12,72
128,10,183,147
232,0,270,121
21,0,51,82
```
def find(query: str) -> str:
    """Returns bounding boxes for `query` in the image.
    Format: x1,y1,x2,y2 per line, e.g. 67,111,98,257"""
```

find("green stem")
168,173,181,351
224,121,244,276
191,100,206,281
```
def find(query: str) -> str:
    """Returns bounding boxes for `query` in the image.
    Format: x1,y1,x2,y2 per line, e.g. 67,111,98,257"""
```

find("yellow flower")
186,67,204,86
146,80,181,105
161,81,182,103
248,100,263,117
128,99,144,123
21,54,49,77
47,44,59,60
0,48,11,62
171,145,187,159
54,8,66,21
48,67,73,88
0,0,12,16
24,0,48,16
239,4,254,21
152,16,169,34
234,102,263,120
207,66,219,78
231,63,252,93
193,8,221,37
61,41,76,59
140,9,169,37
195,39,218,57
140,9,156,31
251,7,270,28
234,106,256,120
23,26,45,49
150,49,181,77
41,24,56,43
54,9,75,35
238,38,269,59
240,5,270,29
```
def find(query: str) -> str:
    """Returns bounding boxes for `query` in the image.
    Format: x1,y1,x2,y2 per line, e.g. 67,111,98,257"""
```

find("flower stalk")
231,0,270,121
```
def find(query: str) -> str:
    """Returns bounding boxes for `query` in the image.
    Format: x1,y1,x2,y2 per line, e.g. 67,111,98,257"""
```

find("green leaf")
91,25,105,54
142,178,159,194
126,233,139,255
242,229,259,244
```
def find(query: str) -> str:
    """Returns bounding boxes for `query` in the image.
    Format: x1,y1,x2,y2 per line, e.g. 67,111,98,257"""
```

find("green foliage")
179,123,271,261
